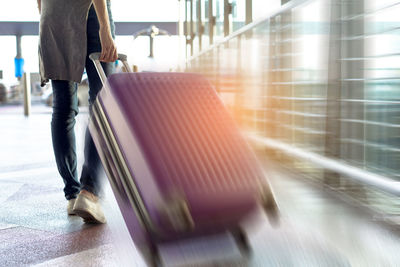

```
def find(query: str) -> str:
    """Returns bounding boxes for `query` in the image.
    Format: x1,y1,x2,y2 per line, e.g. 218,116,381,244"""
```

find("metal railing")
182,0,400,215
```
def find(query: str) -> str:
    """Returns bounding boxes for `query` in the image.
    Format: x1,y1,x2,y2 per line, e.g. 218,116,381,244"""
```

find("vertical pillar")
178,0,184,36
16,35,22,58
208,0,214,44
224,0,231,36
197,0,203,51
23,73,31,117
149,36,154,58
343,0,366,189
185,0,189,59
324,0,343,186
346,0,365,164
245,0,252,25
16,35,30,116
190,0,194,56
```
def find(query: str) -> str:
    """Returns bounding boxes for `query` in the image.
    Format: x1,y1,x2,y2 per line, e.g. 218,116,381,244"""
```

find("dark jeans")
51,4,115,200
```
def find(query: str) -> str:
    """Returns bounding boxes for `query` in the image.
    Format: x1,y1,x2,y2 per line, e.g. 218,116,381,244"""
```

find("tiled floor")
1,105,400,266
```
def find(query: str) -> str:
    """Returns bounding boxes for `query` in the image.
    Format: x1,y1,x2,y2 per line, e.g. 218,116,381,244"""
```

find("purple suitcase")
88,53,279,266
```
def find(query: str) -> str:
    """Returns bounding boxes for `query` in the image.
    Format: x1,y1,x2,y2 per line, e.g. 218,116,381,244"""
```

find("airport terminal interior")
1,0,400,266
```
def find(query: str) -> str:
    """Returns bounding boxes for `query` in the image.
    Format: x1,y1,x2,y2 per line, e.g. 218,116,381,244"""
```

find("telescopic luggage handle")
89,52,132,86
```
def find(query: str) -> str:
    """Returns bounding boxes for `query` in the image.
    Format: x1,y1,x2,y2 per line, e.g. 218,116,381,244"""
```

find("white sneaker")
67,198,77,215
73,190,106,224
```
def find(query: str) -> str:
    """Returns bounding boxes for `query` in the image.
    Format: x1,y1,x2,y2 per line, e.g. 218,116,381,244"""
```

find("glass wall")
363,0,400,179
183,0,400,214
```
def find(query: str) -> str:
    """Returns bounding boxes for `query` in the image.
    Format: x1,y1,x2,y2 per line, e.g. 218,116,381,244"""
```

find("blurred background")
1,0,400,266
181,0,400,218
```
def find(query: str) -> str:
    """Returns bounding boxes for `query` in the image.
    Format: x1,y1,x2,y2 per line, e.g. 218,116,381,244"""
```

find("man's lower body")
51,4,115,223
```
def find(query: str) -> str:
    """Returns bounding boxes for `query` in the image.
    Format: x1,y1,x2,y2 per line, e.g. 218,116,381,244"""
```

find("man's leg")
79,4,115,197
50,80,80,200
73,4,114,224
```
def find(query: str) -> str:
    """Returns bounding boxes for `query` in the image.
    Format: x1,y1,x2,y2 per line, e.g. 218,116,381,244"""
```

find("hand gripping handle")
89,52,132,86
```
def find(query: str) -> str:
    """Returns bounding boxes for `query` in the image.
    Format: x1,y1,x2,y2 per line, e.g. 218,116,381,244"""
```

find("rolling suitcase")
88,53,279,266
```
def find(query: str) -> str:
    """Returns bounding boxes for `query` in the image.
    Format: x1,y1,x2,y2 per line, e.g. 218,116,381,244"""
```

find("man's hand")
99,27,117,62
37,0,41,14
92,0,118,62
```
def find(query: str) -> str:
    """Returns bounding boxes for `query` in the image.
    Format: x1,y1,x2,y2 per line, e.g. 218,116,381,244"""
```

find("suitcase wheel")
162,196,195,232
260,186,280,227
232,227,252,257
141,242,162,267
